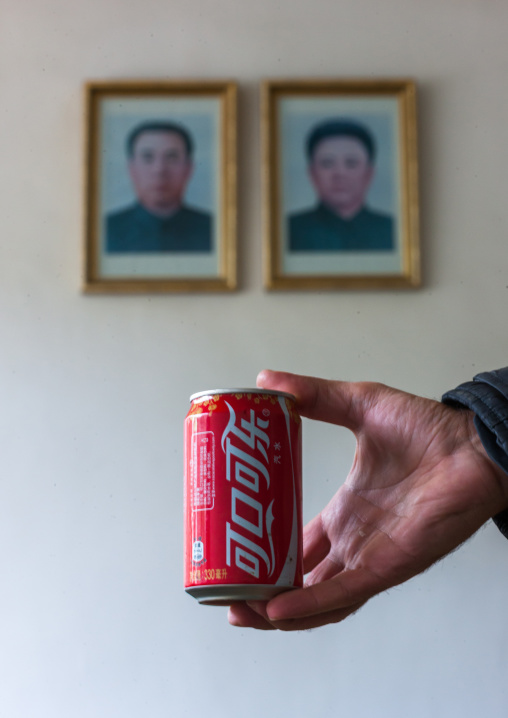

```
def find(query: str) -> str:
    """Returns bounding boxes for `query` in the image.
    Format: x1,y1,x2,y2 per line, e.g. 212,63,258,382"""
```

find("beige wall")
1,1,507,716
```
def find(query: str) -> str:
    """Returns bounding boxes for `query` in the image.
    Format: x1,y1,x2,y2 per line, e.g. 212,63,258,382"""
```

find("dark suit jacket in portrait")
288,203,394,252
106,203,212,253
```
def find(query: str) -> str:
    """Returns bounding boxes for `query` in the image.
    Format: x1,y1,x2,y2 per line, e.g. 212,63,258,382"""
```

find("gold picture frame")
83,80,237,293
262,78,420,290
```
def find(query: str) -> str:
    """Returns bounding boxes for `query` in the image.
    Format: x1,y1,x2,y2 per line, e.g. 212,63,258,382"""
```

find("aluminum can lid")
189,387,296,403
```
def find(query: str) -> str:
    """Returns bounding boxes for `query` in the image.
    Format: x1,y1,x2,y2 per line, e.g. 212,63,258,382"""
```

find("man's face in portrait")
309,135,374,218
128,130,193,218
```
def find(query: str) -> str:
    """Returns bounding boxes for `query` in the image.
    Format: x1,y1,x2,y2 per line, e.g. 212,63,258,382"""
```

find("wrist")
442,368,508,538
464,410,508,539
467,412,508,507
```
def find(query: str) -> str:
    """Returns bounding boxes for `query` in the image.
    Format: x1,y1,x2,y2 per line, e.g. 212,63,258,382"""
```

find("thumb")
256,369,368,431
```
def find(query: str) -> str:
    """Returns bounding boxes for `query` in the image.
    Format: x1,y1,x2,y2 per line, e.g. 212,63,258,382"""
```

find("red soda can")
184,388,303,605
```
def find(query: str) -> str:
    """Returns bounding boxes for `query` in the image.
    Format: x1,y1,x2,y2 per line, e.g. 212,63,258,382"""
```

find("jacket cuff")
442,368,508,539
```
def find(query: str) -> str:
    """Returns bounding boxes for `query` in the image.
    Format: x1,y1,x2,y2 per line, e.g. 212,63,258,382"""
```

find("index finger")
265,566,383,624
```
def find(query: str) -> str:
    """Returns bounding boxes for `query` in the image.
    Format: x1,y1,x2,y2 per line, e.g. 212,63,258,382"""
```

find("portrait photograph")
83,80,237,293
262,79,420,290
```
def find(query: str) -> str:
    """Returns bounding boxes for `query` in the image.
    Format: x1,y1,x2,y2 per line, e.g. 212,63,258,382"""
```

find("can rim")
189,388,296,403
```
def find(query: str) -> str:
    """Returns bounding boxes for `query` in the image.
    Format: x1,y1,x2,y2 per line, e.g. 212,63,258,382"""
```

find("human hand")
228,370,508,631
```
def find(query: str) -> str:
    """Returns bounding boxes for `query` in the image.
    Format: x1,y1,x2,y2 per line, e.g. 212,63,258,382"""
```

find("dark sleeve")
442,368,508,539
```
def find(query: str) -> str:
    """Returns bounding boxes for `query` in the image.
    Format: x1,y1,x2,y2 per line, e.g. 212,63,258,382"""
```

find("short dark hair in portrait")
306,118,376,163
106,119,213,254
288,117,394,253
126,120,194,159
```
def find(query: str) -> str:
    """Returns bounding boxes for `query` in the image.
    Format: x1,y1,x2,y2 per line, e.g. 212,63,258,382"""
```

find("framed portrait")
262,79,420,290
83,80,237,293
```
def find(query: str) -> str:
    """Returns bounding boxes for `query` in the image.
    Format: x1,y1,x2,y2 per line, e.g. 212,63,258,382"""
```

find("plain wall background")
1,0,507,716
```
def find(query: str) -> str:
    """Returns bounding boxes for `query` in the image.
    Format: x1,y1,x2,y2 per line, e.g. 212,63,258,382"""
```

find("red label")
184,392,303,591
